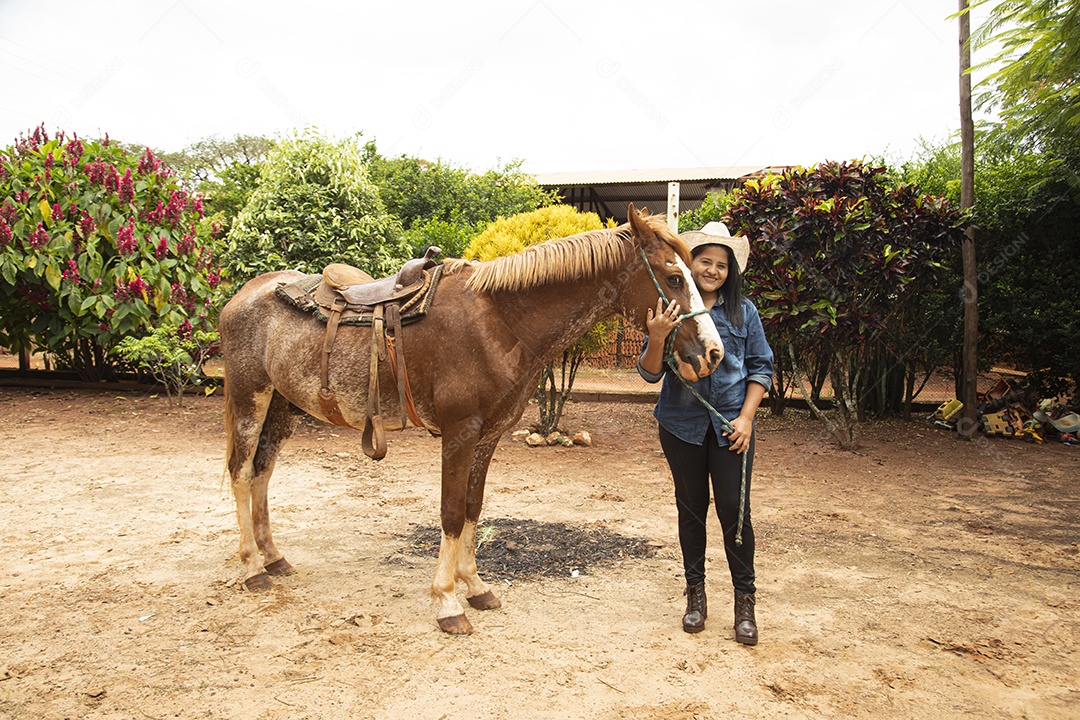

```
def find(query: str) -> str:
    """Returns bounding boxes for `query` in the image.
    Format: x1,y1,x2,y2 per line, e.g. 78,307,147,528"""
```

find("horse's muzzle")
675,346,723,382
704,347,723,373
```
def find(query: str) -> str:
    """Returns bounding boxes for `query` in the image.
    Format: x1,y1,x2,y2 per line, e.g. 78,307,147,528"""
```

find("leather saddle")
276,246,443,460
317,249,438,313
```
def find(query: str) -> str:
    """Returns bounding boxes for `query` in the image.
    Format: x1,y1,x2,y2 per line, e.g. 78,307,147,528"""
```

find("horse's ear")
627,203,654,241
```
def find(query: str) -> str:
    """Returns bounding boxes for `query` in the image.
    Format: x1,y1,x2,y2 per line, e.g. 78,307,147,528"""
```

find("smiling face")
690,245,731,300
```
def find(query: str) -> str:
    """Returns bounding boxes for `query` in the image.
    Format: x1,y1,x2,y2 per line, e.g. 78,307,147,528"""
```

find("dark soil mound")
391,517,657,580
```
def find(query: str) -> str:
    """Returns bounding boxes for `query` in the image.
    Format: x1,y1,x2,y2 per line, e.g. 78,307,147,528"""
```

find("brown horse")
220,205,723,634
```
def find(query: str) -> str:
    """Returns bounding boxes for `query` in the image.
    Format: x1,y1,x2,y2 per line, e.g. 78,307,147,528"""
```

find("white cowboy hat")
680,222,750,273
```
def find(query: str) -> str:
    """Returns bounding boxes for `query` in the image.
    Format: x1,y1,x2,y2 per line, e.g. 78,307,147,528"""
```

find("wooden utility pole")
958,0,979,438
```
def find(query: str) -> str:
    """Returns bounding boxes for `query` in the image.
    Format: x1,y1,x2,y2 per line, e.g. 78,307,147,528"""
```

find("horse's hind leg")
250,391,302,579
226,383,274,589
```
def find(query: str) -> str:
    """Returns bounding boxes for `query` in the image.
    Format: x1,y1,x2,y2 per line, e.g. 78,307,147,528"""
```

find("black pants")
659,423,756,594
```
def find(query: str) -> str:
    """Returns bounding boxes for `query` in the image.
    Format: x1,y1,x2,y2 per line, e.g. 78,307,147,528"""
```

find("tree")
465,205,617,435
160,134,275,241
679,190,735,234
899,135,1080,405
958,0,1080,403
972,0,1080,154
160,134,274,187
362,141,556,258
224,131,408,284
959,0,980,439
725,161,966,448
0,125,223,381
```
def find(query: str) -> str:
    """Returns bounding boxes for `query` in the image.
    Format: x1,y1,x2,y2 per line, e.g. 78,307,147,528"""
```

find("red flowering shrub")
0,124,224,381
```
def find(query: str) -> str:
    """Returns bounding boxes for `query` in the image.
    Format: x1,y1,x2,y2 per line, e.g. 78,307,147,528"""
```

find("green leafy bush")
363,142,556,259
224,131,408,284
898,136,1080,404
402,218,481,262
112,324,219,406
0,125,223,381
679,190,735,232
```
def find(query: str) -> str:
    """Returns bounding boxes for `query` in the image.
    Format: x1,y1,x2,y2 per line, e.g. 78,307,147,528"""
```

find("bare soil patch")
0,386,1077,719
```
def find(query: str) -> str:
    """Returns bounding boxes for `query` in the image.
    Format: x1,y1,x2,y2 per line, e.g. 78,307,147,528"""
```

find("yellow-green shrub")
464,205,613,260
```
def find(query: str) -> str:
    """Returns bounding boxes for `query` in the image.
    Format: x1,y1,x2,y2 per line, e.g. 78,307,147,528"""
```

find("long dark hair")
693,244,744,328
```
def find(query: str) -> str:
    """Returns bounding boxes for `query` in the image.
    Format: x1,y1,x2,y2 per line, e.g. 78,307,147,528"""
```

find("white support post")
667,182,680,233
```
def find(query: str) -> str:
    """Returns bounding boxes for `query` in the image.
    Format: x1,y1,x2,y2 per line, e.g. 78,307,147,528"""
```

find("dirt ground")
0,386,1077,720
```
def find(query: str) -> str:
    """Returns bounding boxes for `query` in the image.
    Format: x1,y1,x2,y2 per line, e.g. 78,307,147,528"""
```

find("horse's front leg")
432,421,486,634
457,440,502,612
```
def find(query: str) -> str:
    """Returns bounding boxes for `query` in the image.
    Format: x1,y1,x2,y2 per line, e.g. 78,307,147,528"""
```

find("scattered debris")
929,377,1077,445
933,398,963,426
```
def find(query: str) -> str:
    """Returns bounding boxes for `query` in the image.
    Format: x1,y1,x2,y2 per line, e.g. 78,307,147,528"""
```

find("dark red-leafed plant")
726,160,966,448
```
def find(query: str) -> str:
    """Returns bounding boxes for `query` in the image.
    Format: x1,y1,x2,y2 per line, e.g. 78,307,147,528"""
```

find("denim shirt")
638,297,774,447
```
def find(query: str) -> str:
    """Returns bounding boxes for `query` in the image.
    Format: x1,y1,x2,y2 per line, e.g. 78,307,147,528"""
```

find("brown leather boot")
734,590,758,645
682,582,707,634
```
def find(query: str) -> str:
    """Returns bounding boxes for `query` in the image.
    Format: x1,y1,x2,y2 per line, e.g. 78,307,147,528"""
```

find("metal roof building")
534,166,784,229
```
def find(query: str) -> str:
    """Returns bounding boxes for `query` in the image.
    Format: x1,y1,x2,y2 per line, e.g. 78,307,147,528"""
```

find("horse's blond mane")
450,214,689,293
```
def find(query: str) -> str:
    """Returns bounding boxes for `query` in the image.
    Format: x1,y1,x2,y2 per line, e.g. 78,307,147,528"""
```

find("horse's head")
624,204,723,381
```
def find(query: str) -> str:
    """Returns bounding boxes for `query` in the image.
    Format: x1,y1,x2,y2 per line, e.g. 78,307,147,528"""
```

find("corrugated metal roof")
533,166,769,186
532,166,787,223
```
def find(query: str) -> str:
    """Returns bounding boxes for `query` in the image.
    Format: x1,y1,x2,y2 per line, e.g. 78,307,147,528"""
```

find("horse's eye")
666,275,684,288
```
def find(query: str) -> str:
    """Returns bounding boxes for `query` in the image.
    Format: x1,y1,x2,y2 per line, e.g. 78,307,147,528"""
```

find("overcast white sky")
0,1,993,173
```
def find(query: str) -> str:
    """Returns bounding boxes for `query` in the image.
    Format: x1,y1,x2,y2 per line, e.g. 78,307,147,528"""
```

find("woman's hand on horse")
646,298,681,341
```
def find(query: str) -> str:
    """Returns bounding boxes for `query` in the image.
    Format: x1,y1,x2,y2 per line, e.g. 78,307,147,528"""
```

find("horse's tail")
221,373,234,491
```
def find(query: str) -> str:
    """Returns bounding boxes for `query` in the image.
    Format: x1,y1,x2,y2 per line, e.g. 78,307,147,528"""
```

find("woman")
637,222,774,644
